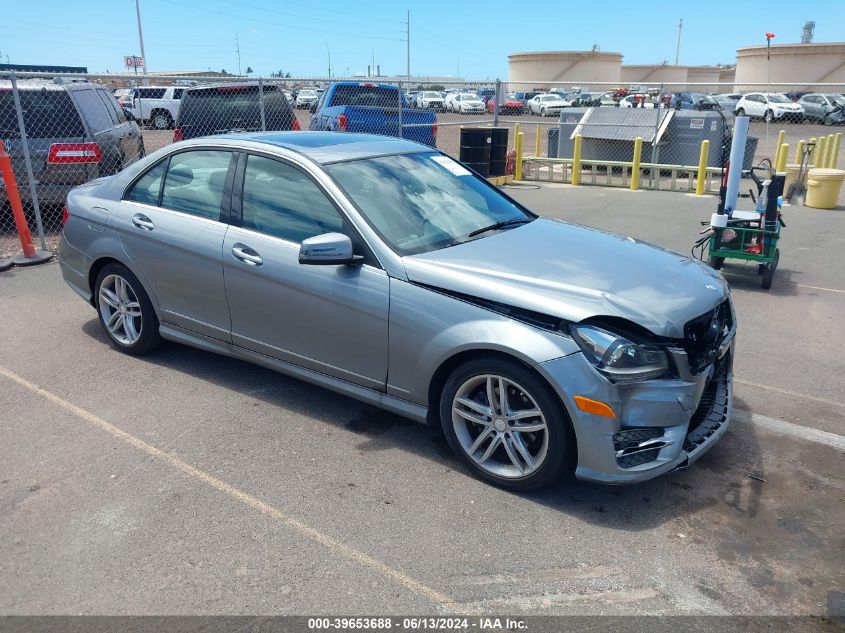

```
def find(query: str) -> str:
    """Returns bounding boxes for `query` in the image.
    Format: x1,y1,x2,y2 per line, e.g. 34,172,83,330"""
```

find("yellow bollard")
794,140,805,164
695,139,710,195
774,130,786,165
630,137,643,191
515,131,523,181
514,122,520,146
535,124,541,157
831,133,842,169
825,134,835,168
571,134,582,186
815,136,827,169
776,143,788,173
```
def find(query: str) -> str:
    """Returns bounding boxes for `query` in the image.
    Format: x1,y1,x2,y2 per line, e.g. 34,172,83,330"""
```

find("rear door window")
173,88,185,99
161,150,233,220
0,88,85,138
95,89,125,124
126,159,167,206
73,89,114,133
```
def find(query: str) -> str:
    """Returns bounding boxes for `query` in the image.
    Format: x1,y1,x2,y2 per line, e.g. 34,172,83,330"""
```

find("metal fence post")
397,80,403,140
10,74,48,251
258,77,267,131
493,78,500,128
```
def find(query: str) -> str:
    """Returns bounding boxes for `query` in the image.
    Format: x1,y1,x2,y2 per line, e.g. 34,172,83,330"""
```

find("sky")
2,0,844,79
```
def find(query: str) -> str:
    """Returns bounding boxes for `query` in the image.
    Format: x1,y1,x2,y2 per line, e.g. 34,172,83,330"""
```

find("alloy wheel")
451,374,549,479
98,274,143,346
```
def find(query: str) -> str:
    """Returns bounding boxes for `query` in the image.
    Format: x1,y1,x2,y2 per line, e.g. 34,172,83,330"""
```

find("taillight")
61,205,69,228
291,117,301,131
338,114,348,132
432,123,438,140
47,143,102,164
173,127,184,142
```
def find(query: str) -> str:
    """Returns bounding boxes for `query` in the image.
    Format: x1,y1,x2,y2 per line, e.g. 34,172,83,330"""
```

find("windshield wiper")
467,218,532,238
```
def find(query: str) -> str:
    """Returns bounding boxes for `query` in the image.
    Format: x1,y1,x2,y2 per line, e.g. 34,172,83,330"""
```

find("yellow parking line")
0,365,456,609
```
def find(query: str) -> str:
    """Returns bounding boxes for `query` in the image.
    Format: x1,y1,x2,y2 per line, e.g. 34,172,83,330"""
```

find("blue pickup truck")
308,82,437,147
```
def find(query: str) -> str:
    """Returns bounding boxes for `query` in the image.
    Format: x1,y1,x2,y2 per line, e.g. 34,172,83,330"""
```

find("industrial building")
508,40,845,92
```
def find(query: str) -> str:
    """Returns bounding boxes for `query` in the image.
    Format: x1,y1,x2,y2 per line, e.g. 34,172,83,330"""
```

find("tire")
764,110,774,124
94,263,161,355
151,110,173,130
709,255,724,270
735,108,745,117
824,113,832,126
439,358,575,491
761,248,779,290
540,107,546,117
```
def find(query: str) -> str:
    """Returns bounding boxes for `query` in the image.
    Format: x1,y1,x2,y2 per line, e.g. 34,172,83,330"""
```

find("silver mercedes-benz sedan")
59,132,736,490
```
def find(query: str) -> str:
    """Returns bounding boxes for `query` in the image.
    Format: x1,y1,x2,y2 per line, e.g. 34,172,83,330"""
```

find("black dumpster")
489,127,509,176
459,127,492,177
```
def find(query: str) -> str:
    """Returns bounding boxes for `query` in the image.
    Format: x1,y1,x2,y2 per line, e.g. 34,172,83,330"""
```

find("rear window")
329,85,400,107
179,85,293,132
0,88,85,138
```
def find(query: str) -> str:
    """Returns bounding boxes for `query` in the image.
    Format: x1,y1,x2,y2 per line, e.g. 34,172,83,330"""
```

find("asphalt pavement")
0,185,842,623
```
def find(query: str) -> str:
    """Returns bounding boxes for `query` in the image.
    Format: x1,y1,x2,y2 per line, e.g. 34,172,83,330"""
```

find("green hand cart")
708,219,781,290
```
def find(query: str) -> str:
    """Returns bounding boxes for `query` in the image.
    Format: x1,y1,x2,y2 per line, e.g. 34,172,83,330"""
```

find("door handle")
131,213,154,231
232,243,263,266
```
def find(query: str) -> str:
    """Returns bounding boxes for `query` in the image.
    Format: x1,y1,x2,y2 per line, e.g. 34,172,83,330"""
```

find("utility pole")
235,33,241,76
135,0,148,77
401,10,410,77
372,49,375,76
675,18,683,65
327,45,331,78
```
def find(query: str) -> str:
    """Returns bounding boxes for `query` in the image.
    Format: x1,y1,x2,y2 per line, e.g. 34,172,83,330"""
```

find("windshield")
423,92,439,98
300,90,317,97
326,152,534,256
460,94,478,100
767,94,791,104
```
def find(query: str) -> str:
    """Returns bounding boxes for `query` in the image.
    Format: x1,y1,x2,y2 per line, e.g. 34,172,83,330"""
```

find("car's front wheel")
764,109,774,123
440,358,575,490
95,263,161,355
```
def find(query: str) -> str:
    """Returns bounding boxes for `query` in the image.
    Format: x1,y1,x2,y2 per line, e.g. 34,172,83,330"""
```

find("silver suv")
0,78,144,207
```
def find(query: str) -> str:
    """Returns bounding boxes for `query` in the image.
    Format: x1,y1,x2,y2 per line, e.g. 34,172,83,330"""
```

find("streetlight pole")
674,18,683,65
135,0,148,78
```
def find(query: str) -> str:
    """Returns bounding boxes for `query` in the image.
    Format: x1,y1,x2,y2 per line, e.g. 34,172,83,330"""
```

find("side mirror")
299,233,362,265
123,108,136,122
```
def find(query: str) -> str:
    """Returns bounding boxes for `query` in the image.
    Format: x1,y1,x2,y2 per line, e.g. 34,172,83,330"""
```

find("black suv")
174,83,299,141
0,78,144,206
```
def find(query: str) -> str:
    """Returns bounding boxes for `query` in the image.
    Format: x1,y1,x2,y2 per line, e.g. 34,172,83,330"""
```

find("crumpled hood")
402,218,729,339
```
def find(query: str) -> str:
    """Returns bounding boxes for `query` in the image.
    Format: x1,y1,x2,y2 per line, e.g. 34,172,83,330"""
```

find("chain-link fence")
2,71,844,258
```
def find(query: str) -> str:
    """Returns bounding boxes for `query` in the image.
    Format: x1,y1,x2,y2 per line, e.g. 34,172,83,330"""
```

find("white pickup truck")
127,86,186,130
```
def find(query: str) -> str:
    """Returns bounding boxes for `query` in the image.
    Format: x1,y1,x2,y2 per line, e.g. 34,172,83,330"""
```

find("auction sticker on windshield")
431,155,471,176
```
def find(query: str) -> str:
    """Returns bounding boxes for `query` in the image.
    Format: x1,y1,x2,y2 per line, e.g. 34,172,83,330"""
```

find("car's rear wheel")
152,110,173,130
95,263,160,355
440,358,574,490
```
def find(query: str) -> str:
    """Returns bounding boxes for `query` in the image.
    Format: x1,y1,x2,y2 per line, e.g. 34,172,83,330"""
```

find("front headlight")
570,324,669,382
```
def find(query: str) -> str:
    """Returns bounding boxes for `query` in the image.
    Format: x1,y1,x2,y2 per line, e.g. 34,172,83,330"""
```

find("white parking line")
798,284,845,295
734,409,845,452
735,379,845,409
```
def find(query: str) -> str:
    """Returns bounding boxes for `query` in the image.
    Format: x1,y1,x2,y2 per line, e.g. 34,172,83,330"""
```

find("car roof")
189,131,430,164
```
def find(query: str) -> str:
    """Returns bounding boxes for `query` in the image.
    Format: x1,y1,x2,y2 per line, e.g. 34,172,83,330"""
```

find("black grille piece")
617,448,661,469
683,299,733,374
613,427,664,469
613,427,663,451
684,359,731,453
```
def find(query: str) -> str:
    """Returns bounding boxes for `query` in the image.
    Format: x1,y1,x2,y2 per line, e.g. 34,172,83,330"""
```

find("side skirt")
158,323,430,425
